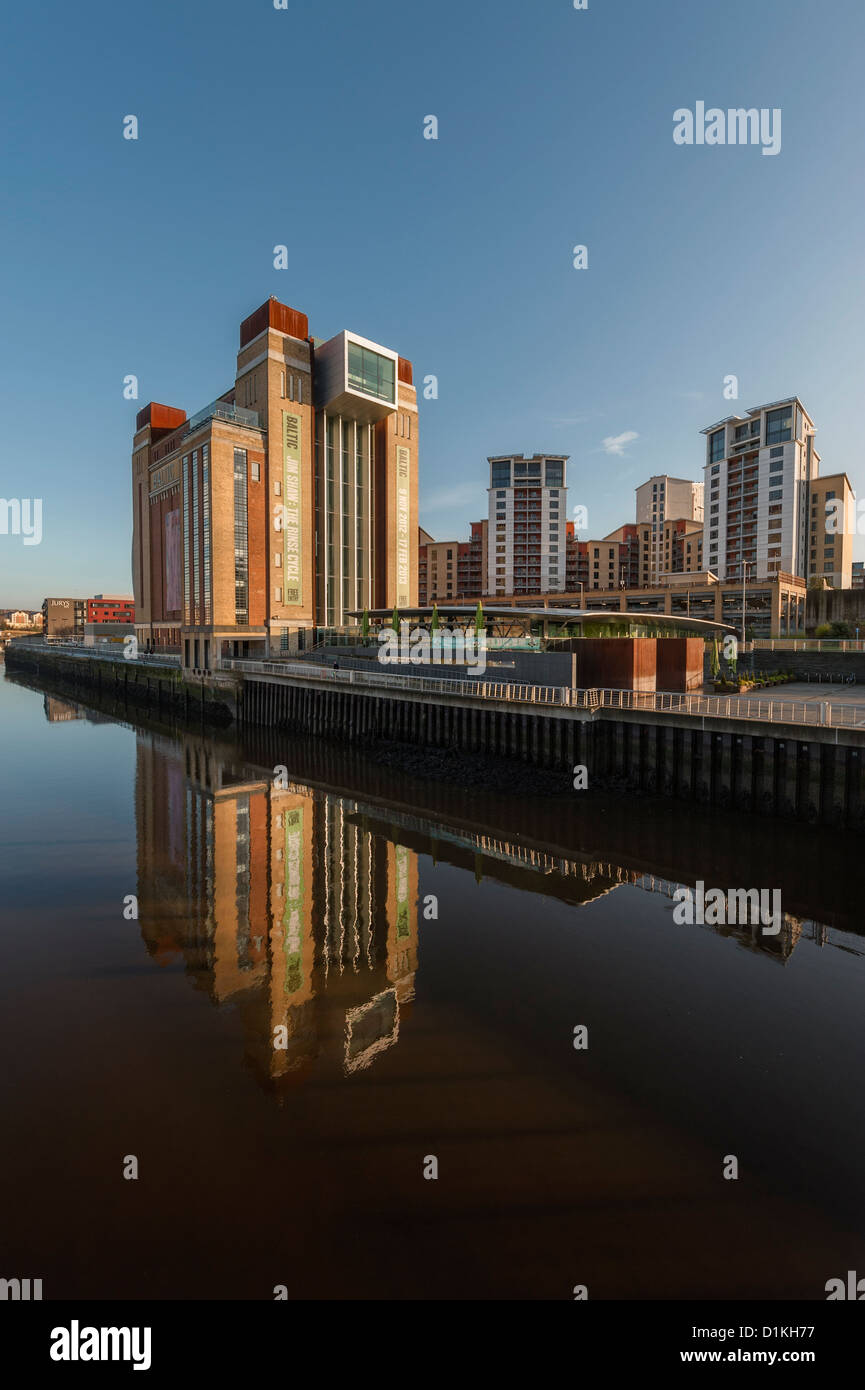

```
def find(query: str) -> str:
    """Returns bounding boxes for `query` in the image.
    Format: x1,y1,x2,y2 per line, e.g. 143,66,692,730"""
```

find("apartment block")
631,517,704,584
702,398,818,583
419,537,462,604
131,297,418,667
42,597,87,638
808,472,854,589
487,454,568,595
87,595,135,624
635,475,704,583
601,523,641,588
461,520,488,596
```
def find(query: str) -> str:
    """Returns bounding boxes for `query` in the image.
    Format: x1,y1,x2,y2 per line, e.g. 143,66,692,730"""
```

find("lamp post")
741,560,753,646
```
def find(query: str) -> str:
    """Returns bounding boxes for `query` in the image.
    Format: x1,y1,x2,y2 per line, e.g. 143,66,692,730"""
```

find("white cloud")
601,431,638,457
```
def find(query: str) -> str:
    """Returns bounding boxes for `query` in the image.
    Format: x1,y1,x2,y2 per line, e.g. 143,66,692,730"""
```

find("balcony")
184,398,261,436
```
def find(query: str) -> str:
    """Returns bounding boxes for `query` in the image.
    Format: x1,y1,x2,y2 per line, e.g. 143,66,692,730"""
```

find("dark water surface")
2,670,864,1300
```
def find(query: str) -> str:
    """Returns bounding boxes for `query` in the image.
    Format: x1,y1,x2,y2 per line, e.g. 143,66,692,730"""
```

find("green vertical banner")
396,445,410,608
282,410,303,606
283,806,305,995
395,843,410,939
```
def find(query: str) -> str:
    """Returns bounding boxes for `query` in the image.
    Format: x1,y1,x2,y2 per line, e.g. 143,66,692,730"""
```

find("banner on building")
282,411,303,606
164,508,181,613
396,446,410,607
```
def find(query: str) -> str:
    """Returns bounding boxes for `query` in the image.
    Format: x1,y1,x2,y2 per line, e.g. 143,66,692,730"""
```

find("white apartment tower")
635,475,704,583
701,398,818,582
487,454,568,595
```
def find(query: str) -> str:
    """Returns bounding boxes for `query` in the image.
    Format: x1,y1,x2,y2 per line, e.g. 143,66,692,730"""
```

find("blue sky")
2,0,864,607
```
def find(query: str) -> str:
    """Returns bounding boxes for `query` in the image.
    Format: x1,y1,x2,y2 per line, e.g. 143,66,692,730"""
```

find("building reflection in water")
132,727,848,1097
134,730,418,1092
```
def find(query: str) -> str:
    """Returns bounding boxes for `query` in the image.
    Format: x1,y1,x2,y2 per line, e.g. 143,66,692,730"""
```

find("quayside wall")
236,667,865,828
4,644,237,725
7,644,865,827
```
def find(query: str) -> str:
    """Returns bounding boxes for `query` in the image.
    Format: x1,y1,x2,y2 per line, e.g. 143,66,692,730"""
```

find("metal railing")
8,638,180,668
219,658,865,730
753,639,865,652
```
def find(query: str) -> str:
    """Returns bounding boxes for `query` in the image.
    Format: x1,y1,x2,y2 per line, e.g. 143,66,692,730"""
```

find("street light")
741,560,753,646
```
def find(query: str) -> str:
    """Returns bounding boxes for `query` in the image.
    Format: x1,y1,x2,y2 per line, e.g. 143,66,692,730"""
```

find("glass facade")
347,342,395,403
545,460,564,487
233,448,248,625
709,428,726,463
766,407,793,445
490,461,511,487
316,415,372,627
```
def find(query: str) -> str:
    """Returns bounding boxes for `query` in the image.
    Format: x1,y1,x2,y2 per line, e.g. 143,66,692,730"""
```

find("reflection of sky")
0,678,136,912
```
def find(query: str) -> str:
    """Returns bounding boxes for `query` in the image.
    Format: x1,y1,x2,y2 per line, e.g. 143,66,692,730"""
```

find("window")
347,342,395,402
709,429,726,463
491,462,511,487
545,460,564,487
766,408,793,445
234,449,248,624
275,586,283,603
711,464,720,476
251,461,260,482
275,552,282,567
274,480,282,496
770,446,784,459
769,488,783,501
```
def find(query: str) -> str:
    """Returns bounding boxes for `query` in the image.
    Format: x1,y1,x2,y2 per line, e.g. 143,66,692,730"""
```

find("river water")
2,669,864,1300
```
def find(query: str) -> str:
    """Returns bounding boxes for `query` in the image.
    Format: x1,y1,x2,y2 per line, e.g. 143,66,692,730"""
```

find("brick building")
132,297,419,667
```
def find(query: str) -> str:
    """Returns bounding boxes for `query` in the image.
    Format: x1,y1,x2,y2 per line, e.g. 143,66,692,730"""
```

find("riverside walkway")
221,658,865,732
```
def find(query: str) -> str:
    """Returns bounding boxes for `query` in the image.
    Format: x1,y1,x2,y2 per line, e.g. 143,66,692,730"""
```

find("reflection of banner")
396,446,410,607
164,509,181,612
166,760,185,866
395,843,410,939
283,807,305,994
282,411,302,605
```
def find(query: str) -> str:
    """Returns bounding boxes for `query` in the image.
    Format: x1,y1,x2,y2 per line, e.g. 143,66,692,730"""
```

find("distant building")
487,454,568,595
807,473,853,589
42,597,87,639
702,398,817,582
418,537,462,604
88,596,135,624
635,475,704,584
